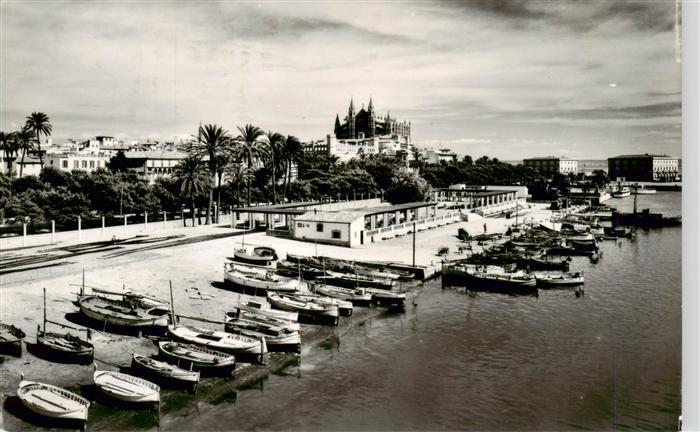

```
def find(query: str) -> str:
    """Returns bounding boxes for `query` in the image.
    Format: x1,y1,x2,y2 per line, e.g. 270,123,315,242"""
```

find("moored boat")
234,298,299,322
443,264,537,293
131,354,200,392
363,287,407,307
224,263,300,294
77,295,170,328
0,322,26,355
224,317,301,352
18,379,90,425
535,272,585,287
94,369,160,405
316,272,395,290
233,246,278,266
311,283,372,306
275,260,329,279
292,293,354,317
226,308,300,332
612,186,631,198
168,324,268,364
267,292,339,324
158,341,235,373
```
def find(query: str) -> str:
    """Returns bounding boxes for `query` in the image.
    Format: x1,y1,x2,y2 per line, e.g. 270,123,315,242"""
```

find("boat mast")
169,281,176,325
633,185,638,214
43,287,47,332
82,269,85,296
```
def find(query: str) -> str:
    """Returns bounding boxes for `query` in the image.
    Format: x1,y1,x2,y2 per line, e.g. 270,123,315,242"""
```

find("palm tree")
1,131,19,175
173,154,210,227
190,123,229,224
234,124,267,206
410,146,423,173
282,135,302,199
225,162,254,207
25,112,52,170
15,127,36,177
264,131,284,204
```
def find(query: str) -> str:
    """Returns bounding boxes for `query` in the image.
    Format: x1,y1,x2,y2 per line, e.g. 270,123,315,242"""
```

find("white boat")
227,308,300,332
535,272,585,287
18,380,90,423
78,295,170,328
293,293,354,317
158,341,235,371
168,325,267,363
94,369,160,404
612,187,631,198
224,317,301,352
267,292,339,324
131,354,200,391
224,263,300,293
312,284,372,305
235,298,299,322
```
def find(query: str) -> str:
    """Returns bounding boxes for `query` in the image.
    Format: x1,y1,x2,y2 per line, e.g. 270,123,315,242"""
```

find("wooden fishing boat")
88,287,169,309
545,246,596,257
267,292,339,324
18,380,90,424
168,324,268,363
316,273,395,290
536,272,585,287
226,308,300,332
131,354,200,392
94,369,160,405
569,240,598,252
311,283,373,306
158,341,235,372
224,263,300,293
233,246,278,265
235,298,299,322
275,260,329,279
78,295,170,328
292,293,354,317
0,322,26,355
224,317,301,352
363,287,407,307
523,257,570,271
37,288,94,363
443,265,537,293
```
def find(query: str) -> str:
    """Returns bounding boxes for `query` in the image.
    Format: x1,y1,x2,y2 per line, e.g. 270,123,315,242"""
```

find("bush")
457,228,471,241
437,246,449,256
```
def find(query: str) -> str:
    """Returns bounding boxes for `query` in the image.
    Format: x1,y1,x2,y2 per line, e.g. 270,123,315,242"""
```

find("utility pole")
412,222,416,267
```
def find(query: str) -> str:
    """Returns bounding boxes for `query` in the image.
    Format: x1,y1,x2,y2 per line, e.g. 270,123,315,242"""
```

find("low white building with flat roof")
523,156,578,176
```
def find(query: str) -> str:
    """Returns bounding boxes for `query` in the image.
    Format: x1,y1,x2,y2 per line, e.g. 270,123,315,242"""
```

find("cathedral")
334,98,411,141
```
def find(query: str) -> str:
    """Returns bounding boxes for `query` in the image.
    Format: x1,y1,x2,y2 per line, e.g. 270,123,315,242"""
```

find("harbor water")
161,192,681,430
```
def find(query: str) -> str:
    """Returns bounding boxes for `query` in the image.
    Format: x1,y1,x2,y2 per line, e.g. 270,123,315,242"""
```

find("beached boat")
131,354,200,392
224,317,301,352
77,295,170,328
0,322,25,355
226,308,300,332
443,265,537,293
363,287,407,307
275,260,329,279
267,292,339,324
292,293,354,317
536,272,585,287
311,283,372,305
233,246,278,265
88,287,169,309
316,272,395,290
94,369,160,406
18,380,90,424
168,324,268,363
37,289,94,363
234,298,299,322
224,263,300,293
158,341,235,372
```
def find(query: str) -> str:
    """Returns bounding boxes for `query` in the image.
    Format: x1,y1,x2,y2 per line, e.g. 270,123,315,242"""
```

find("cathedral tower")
348,98,356,139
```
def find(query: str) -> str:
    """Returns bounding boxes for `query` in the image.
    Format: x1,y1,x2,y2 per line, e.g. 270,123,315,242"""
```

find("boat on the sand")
131,354,200,392
311,283,372,305
0,322,26,355
267,292,339,324
17,379,90,425
168,324,268,364
158,341,235,373
233,246,278,265
93,369,160,406
224,316,301,352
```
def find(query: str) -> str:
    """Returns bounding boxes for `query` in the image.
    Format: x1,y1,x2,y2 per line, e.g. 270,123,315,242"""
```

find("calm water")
163,193,681,431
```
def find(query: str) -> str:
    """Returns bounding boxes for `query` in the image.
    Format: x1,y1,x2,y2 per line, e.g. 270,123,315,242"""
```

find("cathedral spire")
348,98,355,116
368,97,374,112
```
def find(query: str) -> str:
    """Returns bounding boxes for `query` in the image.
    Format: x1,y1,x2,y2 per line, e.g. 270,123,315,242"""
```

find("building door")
360,230,364,245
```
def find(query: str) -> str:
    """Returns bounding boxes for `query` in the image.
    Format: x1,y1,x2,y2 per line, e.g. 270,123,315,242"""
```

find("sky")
1,1,682,159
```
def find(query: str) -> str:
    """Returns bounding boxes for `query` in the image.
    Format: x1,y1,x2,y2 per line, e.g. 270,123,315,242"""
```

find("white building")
324,134,410,162
422,148,457,164
523,157,578,176
123,151,187,183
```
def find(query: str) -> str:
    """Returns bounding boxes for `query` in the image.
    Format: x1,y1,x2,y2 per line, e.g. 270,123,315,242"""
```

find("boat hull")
94,371,160,404
158,341,236,374
131,354,200,392
443,268,537,294
267,293,339,325
224,269,299,294
78,296,169,328
168,325,268,364
36,332,94,364
18,381,89,423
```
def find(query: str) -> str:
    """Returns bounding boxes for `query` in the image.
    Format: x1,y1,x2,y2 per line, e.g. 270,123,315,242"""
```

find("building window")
297,223,303,228
90,160,95,168
74,161,79,169
332,230,341,239
316,223,323,232
62,160,68,168
82,160,87,168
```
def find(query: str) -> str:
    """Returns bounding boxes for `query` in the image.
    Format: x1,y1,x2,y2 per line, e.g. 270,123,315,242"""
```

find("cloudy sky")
1,1,681,159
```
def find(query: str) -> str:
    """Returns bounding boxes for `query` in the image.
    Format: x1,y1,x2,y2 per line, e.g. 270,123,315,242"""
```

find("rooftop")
523,156,574,161
608,154,676,159
123,151,187,160
295,211,367,223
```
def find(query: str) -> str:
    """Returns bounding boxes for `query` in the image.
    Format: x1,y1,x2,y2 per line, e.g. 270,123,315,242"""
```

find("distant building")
302,139,329,154
430,185,521,217
422,148,457,164
523,157,578,176
607,154,680,182
322,98,411,161
123,151,187,184
46,151,111,173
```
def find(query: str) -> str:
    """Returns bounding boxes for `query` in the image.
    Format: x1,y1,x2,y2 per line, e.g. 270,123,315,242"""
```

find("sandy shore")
0,204,554,430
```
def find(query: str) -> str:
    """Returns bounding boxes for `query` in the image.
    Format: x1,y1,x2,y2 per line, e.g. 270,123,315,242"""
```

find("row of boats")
1,249,419,429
